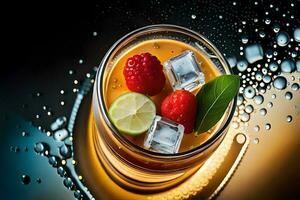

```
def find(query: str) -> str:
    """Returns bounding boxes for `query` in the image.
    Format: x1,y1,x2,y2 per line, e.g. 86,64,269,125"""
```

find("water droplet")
265,123,271,130
291,83,299,91
241,34,249,44
226,56,237,68
254,95,264,105
79,59,83,64
57,166,66,177
280,59,295,73
34,142,48,154
74,190,82,199
267,102,273,108
49,156,59,167
271,94,276,99
254,125,260,132
54,129,69,141
245,105,254,113
240,113,250,122
232,121,239,129
255,71,263,81
285,91,293,100
50,116,67,131
273,76,287,90
293,27,300,42
254,138,259,144
269,62,279,72
21,131,29,137
265,49,273,58
191,14,196,19
263,75,271,83
244,86,256,99
296,60,300,72
63,177,74,189
60,101,65,106
36,178,42,184
68,70,74,75
272,23,280,33
259,108,267,116
60,90,65,94
21,175,31,185
237,95,244,105
244,44,264,64
276,32,290,47
259,31,266,38
237,60,248,72
60,145,72,159
92,31,98,36
286,115,292,122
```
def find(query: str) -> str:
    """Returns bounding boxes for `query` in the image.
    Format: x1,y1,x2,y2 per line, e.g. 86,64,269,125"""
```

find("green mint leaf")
195,74,240,134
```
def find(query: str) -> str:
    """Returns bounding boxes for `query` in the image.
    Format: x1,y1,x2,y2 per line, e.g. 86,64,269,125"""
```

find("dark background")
1,0,299,199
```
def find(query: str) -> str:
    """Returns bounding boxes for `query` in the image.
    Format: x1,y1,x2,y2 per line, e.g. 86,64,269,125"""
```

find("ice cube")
164,50,205,92
144,116,184,154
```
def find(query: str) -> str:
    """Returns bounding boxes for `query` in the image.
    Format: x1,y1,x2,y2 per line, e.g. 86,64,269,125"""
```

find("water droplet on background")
285,91,293,100
245,105,254,113
273,76,287,90
254,138,259,144
276,32,290,47
291,83,299,91
259,108,267,116
254,95,264,105
21,175,31,185
286,115,293,123
280,59,295,73
265,123,271,130
237,60,248,72
244,86,256,99
294,27,300,42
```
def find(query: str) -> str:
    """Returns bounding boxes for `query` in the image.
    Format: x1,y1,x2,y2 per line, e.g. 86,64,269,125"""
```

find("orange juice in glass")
91,24,236,199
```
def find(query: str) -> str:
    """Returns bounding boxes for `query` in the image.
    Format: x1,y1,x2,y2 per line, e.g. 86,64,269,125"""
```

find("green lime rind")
108,92,156,136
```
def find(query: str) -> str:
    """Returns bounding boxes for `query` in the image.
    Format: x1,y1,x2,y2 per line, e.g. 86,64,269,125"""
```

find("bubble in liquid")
265,123,271,130
237,60,248,72
244,86,256,99
21,175,31,185
276,32,290,47
254,125,260,132
291,83,299,91
296,60,300,72
285,91,293,100
273,76,287,90
269,62,279,72
280,59,296,73
245,105,254,113
244,44,264,64
240,113,250,122
294,27,300,42
286,115,293,123
259,108,267,116
254,95,264,105
254,138,259,144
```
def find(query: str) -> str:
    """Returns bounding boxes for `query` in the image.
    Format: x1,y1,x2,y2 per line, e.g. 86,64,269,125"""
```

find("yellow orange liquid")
104,39,221,152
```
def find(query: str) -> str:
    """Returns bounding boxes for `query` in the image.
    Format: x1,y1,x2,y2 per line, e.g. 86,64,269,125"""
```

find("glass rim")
95,24,237,159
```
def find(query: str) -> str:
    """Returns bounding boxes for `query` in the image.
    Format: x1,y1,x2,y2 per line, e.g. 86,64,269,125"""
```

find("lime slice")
108,92,156,135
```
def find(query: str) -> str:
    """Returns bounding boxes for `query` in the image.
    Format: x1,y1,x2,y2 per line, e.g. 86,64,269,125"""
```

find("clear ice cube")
163,50,205,91
144,116,184,154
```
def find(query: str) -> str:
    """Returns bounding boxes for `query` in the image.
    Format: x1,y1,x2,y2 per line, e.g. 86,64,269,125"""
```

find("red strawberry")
123,52,165,96
161,90,197,134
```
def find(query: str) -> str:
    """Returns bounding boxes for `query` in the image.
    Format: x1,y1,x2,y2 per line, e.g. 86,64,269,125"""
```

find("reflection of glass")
91,25,236,196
